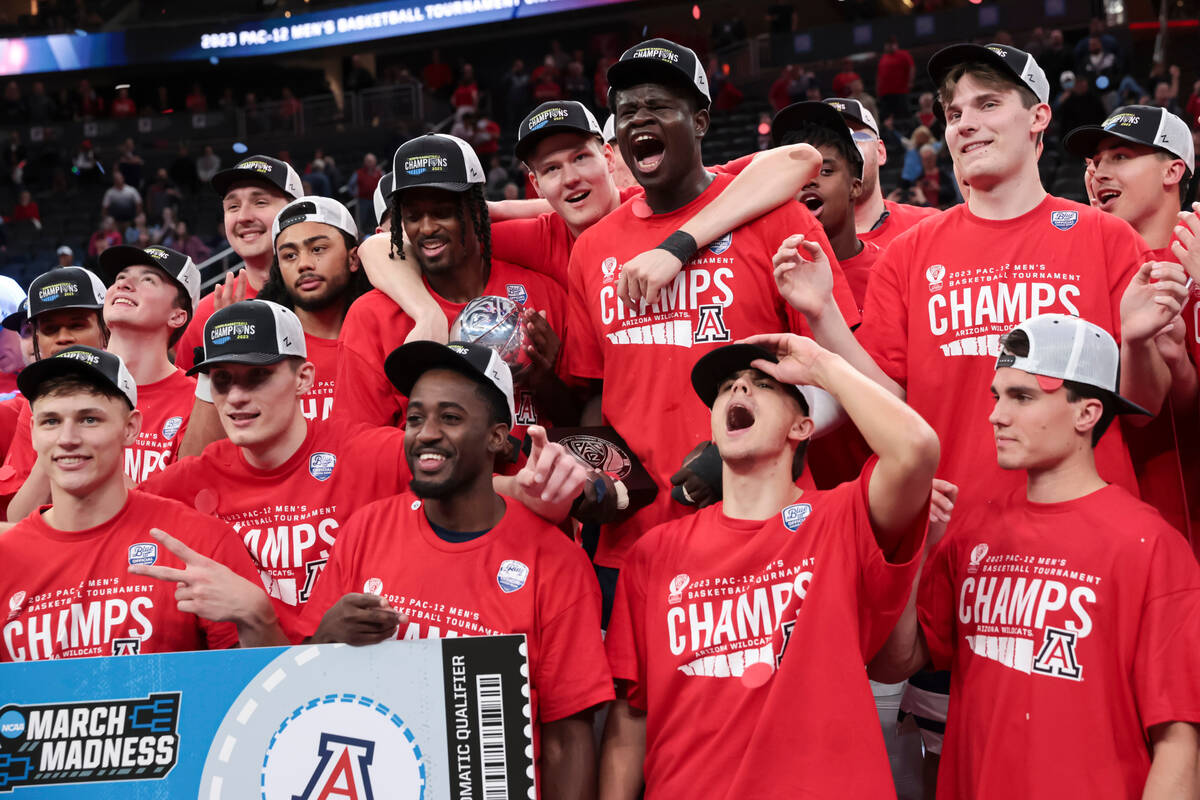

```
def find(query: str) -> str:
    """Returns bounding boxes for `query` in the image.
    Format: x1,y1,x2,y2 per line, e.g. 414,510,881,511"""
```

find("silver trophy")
450,295,531,378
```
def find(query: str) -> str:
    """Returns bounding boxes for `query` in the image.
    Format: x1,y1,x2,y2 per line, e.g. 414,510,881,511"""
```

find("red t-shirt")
876,49,915,96
451,83,479,109
607,462,926,799
565,173,861,568
856,196,1143,513
125,368,194,483
832,71,861,98
174,284,261,372
0,491,259,661
840,238,883,315
858,199,940,252
110,97,137,118
917,485,1200,799
302,332,338,422
299,491,614,753
334,261,566,437
0,394,23,459
139,417,411,640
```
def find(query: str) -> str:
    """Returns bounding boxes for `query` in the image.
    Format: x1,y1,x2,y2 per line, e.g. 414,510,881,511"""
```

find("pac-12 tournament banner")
0,636,534,798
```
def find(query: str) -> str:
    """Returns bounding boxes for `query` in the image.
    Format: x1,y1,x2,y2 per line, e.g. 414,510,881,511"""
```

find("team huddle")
1,37,1199,799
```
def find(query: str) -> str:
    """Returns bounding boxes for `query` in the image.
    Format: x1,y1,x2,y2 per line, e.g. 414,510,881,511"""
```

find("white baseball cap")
272,195,358,245
996,313,1150,416
1064,105,1195,174
373,171,396,225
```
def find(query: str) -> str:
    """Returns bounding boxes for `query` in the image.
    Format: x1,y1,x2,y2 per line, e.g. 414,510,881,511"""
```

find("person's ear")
296,361,316,396
347,245,361,273
124,407,143,447
486,422,510,455
166,306,189,333
603,142,617,175
1074,397,1104,436
694,107,710,138
875,139,888,167
1030,102,1052,137
1162,159,1187,193
788,412,815,446
850,176,864,202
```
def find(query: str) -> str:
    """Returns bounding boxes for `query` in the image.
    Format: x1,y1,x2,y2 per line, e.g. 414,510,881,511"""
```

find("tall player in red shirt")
1064,106,1199,539
871,314,1200,800
0,267,109,515
600,336,938,799
303,341,604,799
0,345,286,660
259,195,371,422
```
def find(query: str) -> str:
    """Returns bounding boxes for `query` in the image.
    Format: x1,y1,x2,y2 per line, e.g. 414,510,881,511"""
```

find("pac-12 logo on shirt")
7,590,25,621
926,264,945,292
309,452,336,481
497,559,529,593
128,543,158,565
781,503,812,531
162,416,183,440
667,574,690,604
506,283,528,305
708,232,733,255
1050,210,1078,231
968,543,989,572
601,257,619,284
363,577,384,595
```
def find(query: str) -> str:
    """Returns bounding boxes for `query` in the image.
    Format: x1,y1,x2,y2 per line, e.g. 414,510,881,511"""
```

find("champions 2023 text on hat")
186,299,307,376
515,101,604,163
606,38,711,110
24,267,107,321
392,134,486,195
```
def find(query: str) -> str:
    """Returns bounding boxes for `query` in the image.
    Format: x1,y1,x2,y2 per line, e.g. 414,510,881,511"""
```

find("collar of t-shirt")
429,519,492,543
234,417,317,479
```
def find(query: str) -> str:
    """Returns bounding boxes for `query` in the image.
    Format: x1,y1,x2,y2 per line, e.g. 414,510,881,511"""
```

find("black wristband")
655,230,698,264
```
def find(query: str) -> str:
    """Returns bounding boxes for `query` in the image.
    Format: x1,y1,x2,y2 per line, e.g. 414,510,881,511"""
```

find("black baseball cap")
607,38,711,109
1064,105,1195,175
2,297,28,332
691,344,810,415
211,155,303,200
25,267,107,322
928,43,1050,117
385,340,516,426
98,245,201,316
392,134,486,195
515,101,604,163
823,97,880,136
770,101,864,176
18,345,137,409
186,299,307,376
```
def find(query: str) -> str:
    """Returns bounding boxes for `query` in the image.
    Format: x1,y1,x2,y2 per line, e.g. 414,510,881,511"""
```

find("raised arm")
356,233,449,344
488,197,554,221
617,144,823,307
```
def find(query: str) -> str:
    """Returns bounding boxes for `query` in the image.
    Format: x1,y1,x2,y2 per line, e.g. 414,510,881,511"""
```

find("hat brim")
17,356,133,409
1,308,26,331
1061,125,1175,163
97,245,183,289
394,181,474,196
515,124,604,163
384,339,485,397
690,343,809,414
927,43,1029,121
211,167,291,200
607,60,710,108
1110,391,1152,417
771,101,859,151
185,351,292,377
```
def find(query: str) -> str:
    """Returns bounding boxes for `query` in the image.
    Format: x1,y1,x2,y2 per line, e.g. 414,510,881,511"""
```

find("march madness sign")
0,636,533,798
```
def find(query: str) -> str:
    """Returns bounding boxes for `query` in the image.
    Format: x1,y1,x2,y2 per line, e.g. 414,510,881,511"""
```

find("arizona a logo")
294,734,377,800
693,305,730,343
1032,627,1083,681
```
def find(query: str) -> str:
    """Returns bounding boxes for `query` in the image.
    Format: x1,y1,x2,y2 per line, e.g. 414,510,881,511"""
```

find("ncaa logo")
162,415,183,441
708,232,733,255
0,709,25,739
497,559,529,593
505,284,528,305
1050,210,1078,231
128,543,158,566
309,452,336,481
781,503,812,531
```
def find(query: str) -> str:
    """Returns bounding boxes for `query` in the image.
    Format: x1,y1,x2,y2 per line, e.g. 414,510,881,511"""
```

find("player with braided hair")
336,134,569,448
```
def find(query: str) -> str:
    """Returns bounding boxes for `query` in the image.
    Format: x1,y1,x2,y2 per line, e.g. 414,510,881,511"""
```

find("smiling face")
404,369,508,499
710,368,812,470
613,82,708,193
1089,137,1184,228
399,187,477,276
31,386,139,498
527,132,619,235
209,359,311,450
942,72,1047,191
223,182,292,264
33,309,106,360
988,367,1101,471
104,264,189,343
797,142,862,236
274,220,359,312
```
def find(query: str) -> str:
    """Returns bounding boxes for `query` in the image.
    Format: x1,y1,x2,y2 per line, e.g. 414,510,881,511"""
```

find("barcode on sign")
476,673,508,800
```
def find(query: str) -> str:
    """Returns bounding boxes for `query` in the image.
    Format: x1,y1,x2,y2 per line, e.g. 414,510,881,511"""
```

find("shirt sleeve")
852,458,928,660
135,457,194,502
533,542,614,722
855,233,912,387
333,307,405,428
564,239,605,381
491,216,560,284
604,540,649,711
0,406,35,497
916,535,959,672
1133,529,1200,732
296,505,367,638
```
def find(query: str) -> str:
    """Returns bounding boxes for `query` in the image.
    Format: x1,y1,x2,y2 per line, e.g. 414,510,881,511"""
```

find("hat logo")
528,107,570,131
237,159,273,174
632,46,679,63
1102,112,1140,129
403,154,449,175
209,320,255,345
827,101,847,111
57,349,100,366
496,559,529,593
986,46,1009,58
309,451,336,481
162,415,183,440
1050,210,1078,231
38,282,78,302
505,284,528,305
144,247,170,260
449,344,469,355
781,502,812,531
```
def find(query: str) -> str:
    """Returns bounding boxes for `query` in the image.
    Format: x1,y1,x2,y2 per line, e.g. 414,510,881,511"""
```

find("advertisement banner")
0,636,533,798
